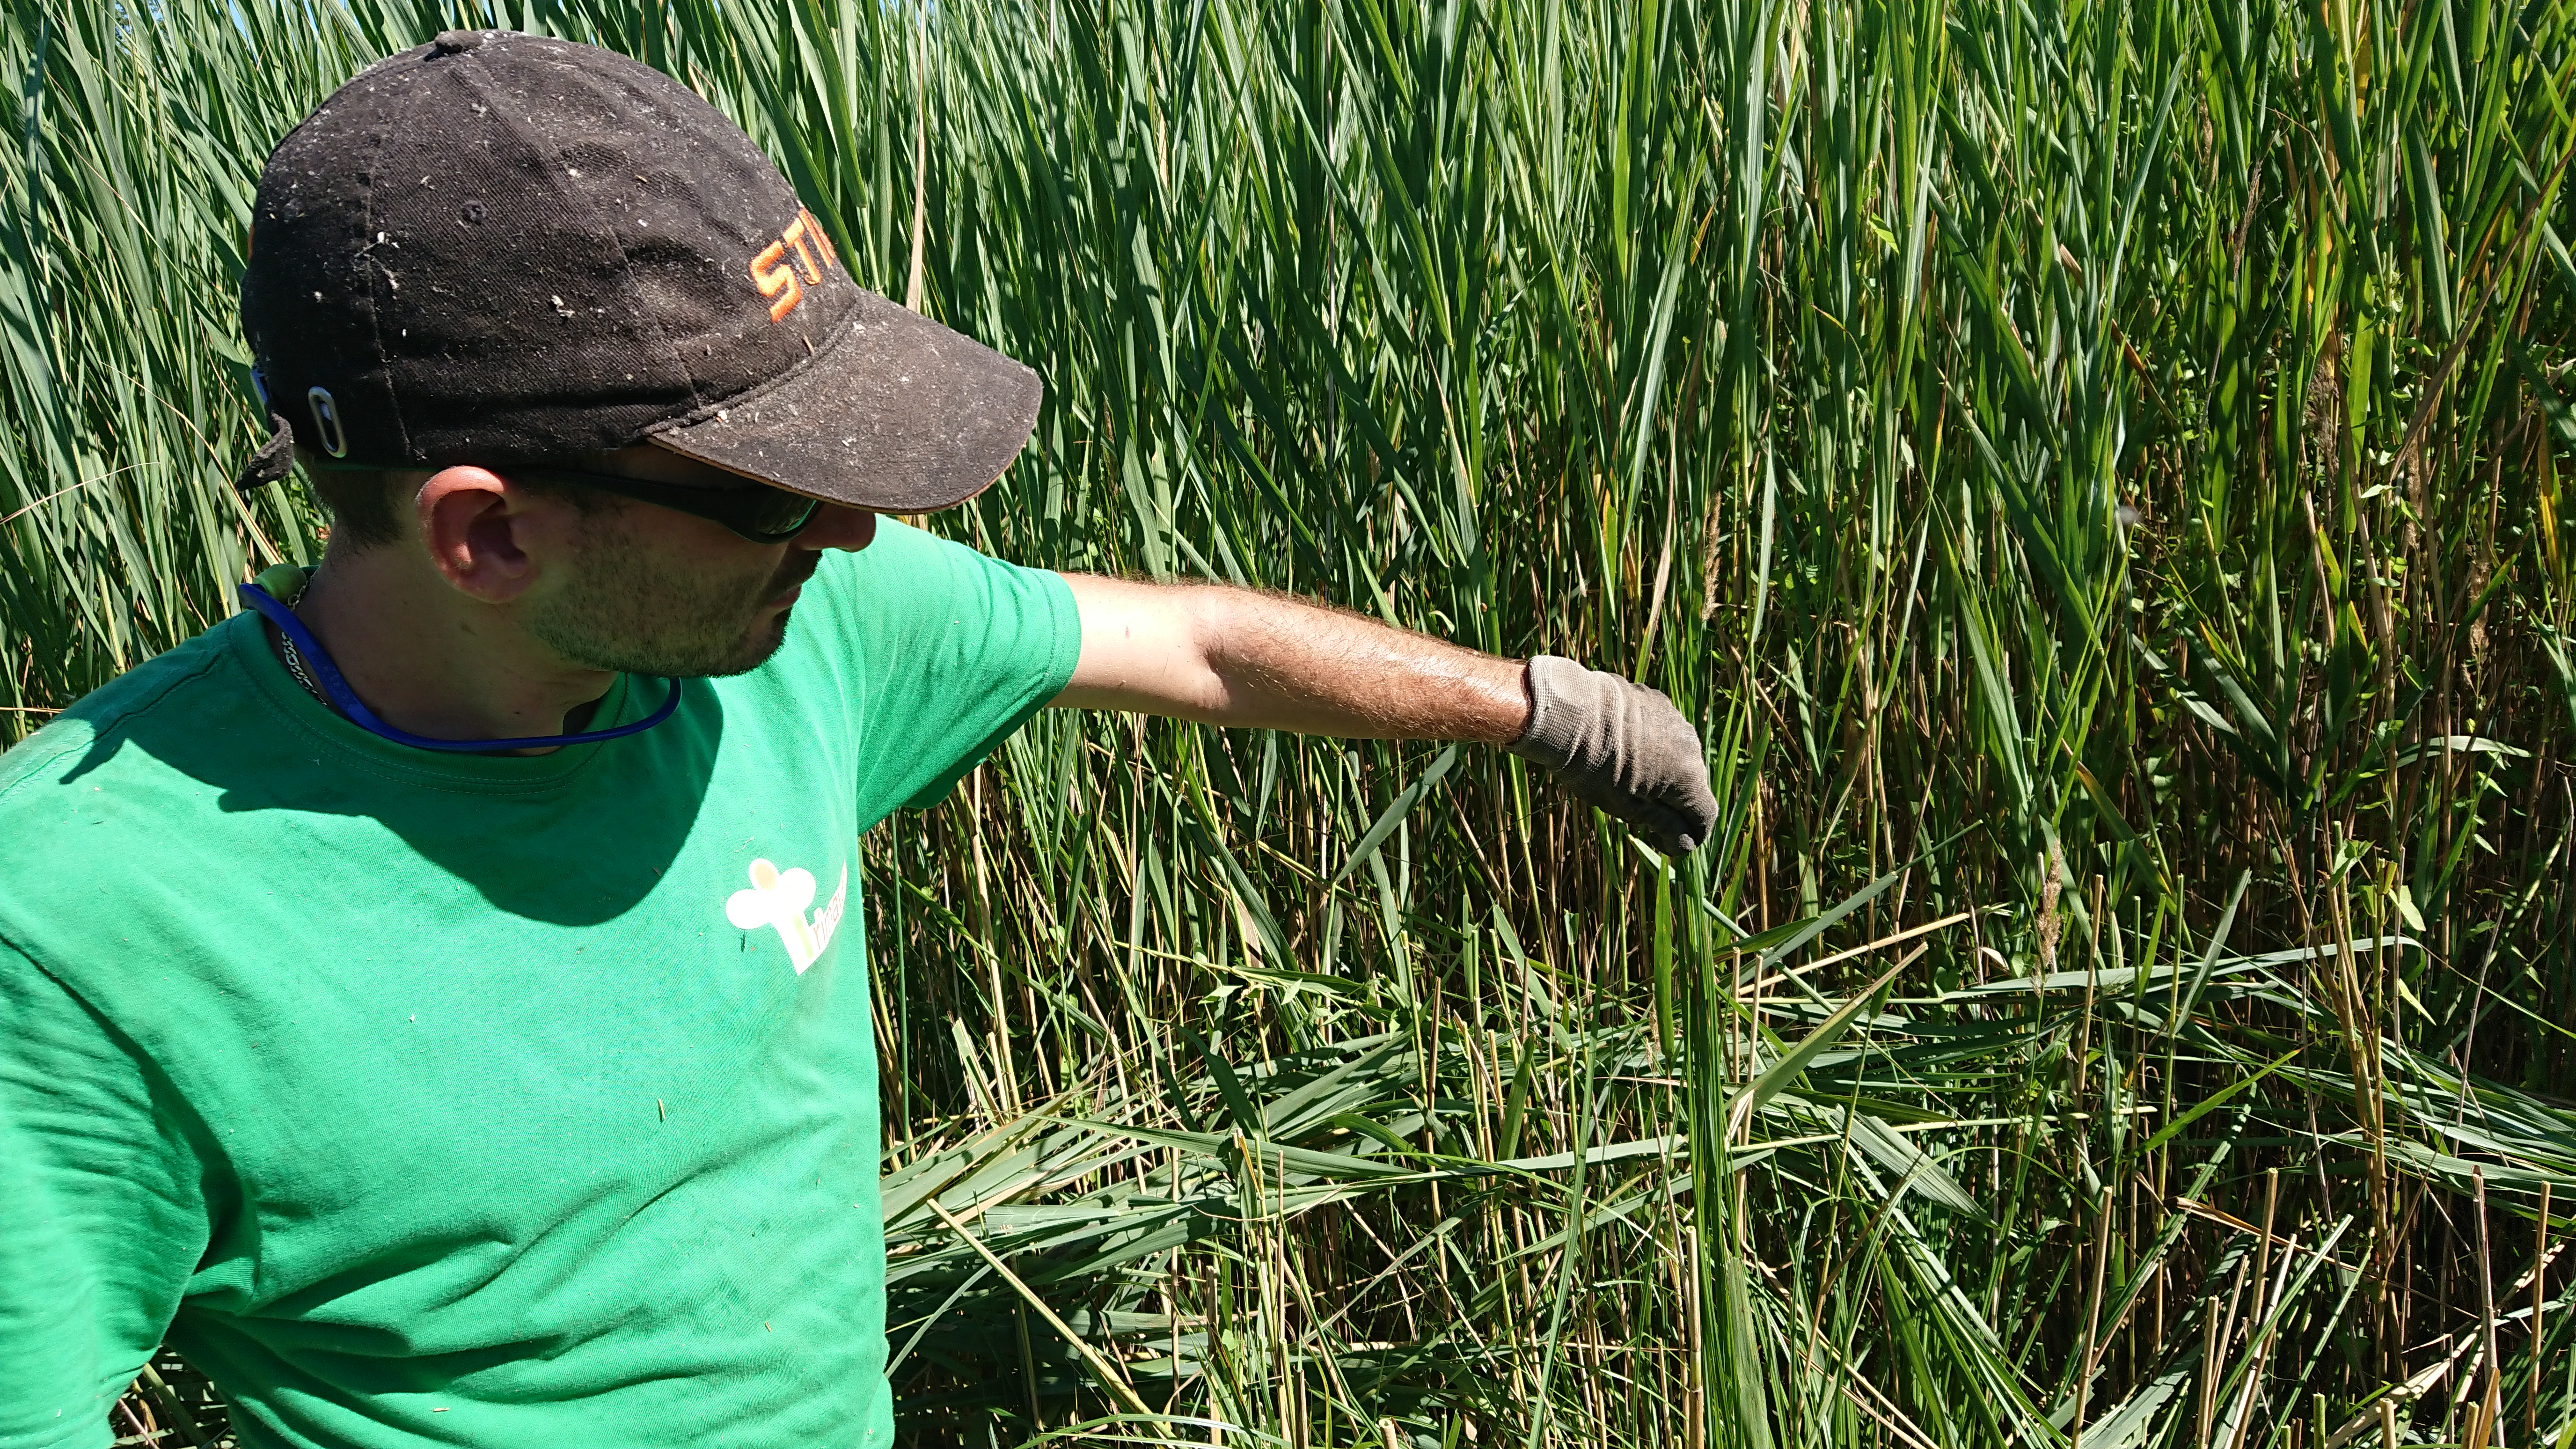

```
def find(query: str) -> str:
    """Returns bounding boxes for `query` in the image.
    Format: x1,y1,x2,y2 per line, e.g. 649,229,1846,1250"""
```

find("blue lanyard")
236,580,682,753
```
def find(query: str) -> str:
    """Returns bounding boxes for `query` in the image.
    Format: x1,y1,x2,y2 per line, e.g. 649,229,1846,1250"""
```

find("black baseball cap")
235,29,1038,514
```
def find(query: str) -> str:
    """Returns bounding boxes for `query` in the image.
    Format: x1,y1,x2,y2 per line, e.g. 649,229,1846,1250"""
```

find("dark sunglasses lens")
532,467,821,541
731,488,820,539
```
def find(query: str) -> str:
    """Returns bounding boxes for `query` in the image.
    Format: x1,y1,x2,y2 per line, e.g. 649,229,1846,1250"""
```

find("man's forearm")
1054,571,1719,854
1051,574,1529,742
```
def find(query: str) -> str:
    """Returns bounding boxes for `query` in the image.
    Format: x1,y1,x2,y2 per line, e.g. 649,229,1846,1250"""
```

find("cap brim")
645,291,1039,512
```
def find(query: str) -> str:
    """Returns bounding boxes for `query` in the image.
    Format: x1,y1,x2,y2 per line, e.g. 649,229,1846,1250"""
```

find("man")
0,31,1712,1449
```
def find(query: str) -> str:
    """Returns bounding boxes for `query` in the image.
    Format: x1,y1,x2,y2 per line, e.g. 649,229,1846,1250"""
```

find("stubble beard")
523,520,820,679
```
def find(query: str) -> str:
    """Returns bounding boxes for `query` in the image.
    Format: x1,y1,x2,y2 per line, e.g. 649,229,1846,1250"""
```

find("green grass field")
7,0,2576,1444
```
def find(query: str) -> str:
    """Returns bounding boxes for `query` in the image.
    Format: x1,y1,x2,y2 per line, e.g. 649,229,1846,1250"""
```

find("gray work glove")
1507,656,1718,856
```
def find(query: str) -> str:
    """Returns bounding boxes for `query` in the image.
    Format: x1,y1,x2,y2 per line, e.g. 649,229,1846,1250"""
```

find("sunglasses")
314,460,824,543
507,465,823,543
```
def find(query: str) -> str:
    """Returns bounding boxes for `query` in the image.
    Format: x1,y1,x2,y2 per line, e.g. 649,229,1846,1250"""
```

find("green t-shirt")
0,521,1081,1449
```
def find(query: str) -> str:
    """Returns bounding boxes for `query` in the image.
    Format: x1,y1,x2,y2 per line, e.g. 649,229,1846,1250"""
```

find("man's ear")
416,467,582,604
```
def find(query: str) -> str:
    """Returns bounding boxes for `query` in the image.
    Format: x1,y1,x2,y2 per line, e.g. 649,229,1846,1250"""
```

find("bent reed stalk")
6,0,2576,1445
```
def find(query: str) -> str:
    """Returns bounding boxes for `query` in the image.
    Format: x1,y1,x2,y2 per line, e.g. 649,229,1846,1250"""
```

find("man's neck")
292,542,616,752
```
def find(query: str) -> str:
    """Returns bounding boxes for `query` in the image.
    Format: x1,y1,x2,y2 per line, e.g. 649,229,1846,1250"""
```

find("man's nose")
796,505,878,553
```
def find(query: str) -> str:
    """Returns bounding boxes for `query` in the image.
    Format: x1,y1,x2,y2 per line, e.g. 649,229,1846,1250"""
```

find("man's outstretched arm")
1049,573,1719,854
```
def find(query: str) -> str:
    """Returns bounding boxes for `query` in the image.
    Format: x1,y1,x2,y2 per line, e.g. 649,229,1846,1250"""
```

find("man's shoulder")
0,611,360,1010
782,519,1068,670
0,615,257,817
814,517,1070,626
832,516,1050,586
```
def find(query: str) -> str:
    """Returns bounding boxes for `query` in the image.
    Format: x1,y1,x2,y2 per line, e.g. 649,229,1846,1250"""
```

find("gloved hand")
1507,656,1718,855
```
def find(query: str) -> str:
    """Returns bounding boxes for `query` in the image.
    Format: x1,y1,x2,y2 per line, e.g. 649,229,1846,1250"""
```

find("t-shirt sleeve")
0,943,209,1449
0,1082,102,1449
820,520,1081,827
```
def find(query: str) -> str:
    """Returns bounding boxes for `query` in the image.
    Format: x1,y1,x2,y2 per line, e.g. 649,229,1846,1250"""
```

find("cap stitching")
354,78,414,461
642,281,878,437
456,45,711,441
556,79,706,419
444,49,686,460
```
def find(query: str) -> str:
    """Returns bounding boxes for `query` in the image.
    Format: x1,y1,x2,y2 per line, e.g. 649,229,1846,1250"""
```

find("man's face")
518,448,875,679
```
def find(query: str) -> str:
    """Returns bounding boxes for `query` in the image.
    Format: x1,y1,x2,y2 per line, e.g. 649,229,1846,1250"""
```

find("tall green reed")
9,0,2576,1444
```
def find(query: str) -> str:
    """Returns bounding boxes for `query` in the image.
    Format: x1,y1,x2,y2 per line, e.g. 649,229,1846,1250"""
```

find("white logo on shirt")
724,858,847,974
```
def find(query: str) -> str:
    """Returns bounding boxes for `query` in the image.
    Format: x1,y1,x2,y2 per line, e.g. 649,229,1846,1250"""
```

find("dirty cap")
235,29,1038,514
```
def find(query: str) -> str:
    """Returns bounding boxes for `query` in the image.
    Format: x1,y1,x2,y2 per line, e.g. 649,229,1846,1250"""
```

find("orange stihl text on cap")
750,208,840,323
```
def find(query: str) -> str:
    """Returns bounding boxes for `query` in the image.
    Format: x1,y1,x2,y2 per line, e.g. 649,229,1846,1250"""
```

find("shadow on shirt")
48,645,726,929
